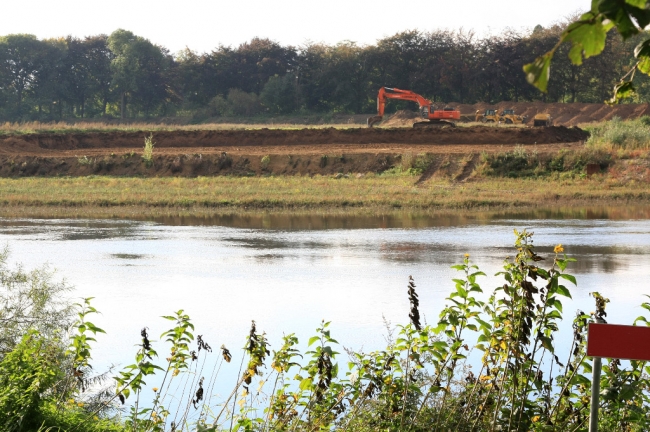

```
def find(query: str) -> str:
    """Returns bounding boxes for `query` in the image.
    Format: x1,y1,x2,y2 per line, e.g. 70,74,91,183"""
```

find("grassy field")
0,174,648,219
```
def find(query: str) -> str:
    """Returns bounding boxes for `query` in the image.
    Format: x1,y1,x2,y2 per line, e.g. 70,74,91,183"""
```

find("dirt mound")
381,110,420,127
0,126,588,156
452,101,650,126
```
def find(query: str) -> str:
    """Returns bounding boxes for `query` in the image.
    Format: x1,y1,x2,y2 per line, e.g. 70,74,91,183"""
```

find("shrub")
142,134,155,166
227,89,263,116
260,154,271,169
586,117,650,150
260,74,300,114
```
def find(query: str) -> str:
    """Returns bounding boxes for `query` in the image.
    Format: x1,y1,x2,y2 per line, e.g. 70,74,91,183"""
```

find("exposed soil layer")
0,126,589,177
454,101,650,126
0,143,584,178
380,103,650,127
0,126,588,155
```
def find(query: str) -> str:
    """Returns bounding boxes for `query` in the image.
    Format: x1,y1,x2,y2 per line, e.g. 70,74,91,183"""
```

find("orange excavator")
367,87,460,128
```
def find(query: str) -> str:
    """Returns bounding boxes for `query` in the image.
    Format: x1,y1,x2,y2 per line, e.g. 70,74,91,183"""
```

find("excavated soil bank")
0,126,589,177
453,101,650,126
381,103,650,127
0,126,588,155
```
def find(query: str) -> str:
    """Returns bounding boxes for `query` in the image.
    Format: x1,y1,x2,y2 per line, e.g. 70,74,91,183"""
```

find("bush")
142,134,155,166
260,74,300,114
226,88,262,116
586,117,650,149
0,247,73,356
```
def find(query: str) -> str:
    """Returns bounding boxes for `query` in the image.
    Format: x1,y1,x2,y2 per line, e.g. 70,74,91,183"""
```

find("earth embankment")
0,126,589,177
453,101,650,126
0,125,588,155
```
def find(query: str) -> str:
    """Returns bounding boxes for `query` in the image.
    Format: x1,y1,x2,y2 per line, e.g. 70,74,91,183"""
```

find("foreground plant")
142,134,155,167
5,230,650,431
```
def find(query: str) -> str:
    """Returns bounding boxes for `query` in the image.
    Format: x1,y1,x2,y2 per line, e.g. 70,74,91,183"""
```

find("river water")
1,212,649,405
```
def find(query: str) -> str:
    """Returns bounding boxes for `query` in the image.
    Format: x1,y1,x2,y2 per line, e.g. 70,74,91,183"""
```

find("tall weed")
586,116,650,150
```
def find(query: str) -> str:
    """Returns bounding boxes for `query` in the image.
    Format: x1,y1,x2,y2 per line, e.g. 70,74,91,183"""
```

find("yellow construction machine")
533,113,552,127
500,109,527,125
475,109,499,123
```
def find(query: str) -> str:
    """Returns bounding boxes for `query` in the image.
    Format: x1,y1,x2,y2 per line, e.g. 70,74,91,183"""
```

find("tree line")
0,25,647,122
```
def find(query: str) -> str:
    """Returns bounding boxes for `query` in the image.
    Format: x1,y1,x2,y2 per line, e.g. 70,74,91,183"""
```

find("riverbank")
1,175,649,220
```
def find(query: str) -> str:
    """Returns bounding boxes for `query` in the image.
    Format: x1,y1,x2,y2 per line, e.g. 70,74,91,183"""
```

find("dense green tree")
0,34,46,117
260,73,300,114
1,18,649,122
107,29,172,118
62,35,113,118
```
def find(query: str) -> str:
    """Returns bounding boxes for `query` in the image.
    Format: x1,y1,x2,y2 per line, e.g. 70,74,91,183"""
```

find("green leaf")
475,318,492,330
523,52,553,92
626,0,646,8
308,336,320,347
540,335,554,352
559,274,577,286
573,374,592,387
555,284,572,298
608,80,636,104
598,0,645,38
619,384,636,401
564,14,611,65
431,323,447,334
638,57,650,75
299,377,313,391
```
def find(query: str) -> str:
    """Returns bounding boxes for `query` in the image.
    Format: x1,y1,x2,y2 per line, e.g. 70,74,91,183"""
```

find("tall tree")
0,34,46,117
108,29,171,118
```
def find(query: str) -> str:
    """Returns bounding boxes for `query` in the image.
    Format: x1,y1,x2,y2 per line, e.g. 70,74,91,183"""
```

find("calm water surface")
1,213,649,396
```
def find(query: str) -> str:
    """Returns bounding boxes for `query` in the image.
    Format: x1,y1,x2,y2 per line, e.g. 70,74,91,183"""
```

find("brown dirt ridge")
0,126,588,156
452,101,650,126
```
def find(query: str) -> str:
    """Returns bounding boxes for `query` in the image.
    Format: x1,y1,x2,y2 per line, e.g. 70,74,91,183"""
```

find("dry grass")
0,175,647,220
0,121,367,135
0,119,534,135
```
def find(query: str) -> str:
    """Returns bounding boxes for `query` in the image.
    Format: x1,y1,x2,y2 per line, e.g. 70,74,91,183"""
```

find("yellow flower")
464,253,470,258
153,387,159,392
532,415,540,423
554,244,564,254
77,402,84,407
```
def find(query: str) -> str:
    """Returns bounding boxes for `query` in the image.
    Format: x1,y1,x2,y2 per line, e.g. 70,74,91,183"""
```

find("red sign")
587,323,650,361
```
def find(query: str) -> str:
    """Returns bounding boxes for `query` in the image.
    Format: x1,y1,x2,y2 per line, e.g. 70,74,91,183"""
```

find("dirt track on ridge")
0,126,588,157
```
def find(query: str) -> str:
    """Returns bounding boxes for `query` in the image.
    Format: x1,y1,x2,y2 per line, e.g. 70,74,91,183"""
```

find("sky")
2,0,589,54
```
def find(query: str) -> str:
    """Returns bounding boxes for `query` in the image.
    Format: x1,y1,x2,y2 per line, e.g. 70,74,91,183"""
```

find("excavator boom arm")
368,87,434,127
376,87,432,117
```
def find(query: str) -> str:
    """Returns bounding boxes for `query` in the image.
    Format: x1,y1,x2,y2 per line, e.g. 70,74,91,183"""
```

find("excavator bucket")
367,115,383,128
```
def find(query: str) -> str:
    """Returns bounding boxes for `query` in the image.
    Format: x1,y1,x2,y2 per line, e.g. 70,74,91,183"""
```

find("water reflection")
30,205,646,230
110,253,149,260
0,219,143,241
0,211,648,411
